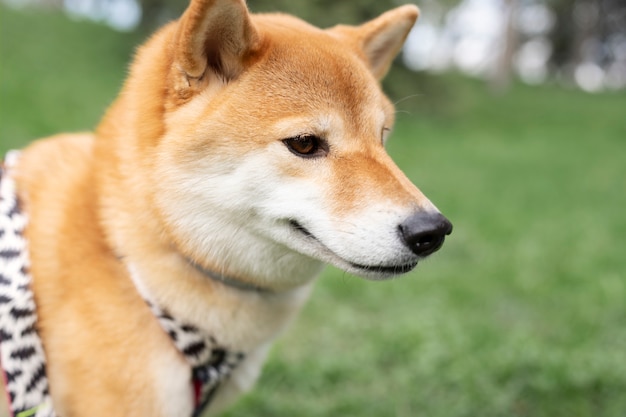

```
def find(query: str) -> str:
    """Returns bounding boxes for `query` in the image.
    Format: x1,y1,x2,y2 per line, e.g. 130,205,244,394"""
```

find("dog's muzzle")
399,212,453,257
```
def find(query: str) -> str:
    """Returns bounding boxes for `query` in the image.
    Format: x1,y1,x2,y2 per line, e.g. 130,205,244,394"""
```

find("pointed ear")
173,0,260,89
329,5,419,80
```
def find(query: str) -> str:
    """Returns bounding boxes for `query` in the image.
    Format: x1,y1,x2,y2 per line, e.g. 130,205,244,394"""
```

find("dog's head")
117,0,451,287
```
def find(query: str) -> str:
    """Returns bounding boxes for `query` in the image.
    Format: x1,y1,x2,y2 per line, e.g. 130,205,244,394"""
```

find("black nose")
398,212,453,257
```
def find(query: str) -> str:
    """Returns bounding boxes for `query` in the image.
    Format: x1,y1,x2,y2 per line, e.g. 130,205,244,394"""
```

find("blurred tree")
490,0,519,94
548,0,626,76
139,0,186,31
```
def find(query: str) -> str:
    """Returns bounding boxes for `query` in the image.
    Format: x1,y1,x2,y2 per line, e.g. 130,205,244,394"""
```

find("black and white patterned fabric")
0,151,56,417
0,151,244,417
131,274,246,416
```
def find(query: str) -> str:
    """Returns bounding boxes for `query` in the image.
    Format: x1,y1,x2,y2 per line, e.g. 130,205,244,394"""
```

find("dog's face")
138,0,451,287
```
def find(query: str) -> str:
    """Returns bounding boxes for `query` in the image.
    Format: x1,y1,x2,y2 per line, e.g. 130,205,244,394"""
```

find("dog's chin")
286,219,419,280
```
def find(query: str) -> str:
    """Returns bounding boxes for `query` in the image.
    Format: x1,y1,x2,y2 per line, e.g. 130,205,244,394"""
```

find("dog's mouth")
288,219,418,276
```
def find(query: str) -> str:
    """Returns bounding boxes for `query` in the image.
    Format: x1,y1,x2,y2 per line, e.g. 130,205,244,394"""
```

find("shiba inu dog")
0,0,452,416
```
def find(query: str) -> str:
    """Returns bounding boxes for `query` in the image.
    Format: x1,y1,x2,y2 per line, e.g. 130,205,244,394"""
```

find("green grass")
2,6,626,417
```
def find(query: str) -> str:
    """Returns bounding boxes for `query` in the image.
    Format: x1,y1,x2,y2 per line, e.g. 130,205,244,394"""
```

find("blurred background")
1,0,625,416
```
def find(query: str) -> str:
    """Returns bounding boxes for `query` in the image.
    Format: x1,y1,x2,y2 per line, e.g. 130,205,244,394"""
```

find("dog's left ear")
172,0,260,92
328,5,419,80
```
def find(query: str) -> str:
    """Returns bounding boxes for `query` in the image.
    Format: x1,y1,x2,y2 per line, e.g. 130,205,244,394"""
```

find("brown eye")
283,135,327,158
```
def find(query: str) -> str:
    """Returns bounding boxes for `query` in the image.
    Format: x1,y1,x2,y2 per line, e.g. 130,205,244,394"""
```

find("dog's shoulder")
15,133,95,204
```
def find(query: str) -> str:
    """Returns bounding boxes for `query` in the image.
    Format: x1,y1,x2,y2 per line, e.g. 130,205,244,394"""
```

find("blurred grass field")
1,6,626,417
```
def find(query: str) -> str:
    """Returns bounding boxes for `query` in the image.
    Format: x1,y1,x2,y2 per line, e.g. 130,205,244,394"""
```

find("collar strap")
186,259,271,294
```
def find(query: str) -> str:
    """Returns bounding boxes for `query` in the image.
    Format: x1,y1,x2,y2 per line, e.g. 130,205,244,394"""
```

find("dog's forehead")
243,19,388,132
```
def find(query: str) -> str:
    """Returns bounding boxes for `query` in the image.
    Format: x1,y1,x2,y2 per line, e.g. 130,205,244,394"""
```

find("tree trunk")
490,0,519,94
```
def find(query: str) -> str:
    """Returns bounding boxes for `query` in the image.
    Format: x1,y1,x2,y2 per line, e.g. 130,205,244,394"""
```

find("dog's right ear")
172,0,260,95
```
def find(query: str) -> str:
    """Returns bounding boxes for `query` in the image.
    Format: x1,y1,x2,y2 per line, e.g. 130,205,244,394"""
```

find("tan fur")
7,1,446,416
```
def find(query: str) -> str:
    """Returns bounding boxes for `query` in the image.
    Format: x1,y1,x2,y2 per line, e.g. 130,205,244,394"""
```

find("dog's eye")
283,135,327,158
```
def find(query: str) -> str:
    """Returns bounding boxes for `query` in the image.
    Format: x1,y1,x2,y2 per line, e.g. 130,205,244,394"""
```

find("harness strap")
0,152,55,417
128,266,246,415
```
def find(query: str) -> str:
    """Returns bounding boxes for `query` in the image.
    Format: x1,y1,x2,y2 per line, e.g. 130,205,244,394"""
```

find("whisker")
393,93,423,106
